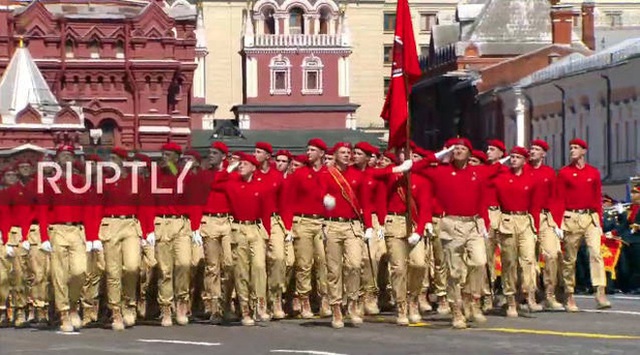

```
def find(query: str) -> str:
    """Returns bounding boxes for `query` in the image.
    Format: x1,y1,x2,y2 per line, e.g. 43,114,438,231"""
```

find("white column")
246,57,258,98
193,54,206,98
514,87,527,147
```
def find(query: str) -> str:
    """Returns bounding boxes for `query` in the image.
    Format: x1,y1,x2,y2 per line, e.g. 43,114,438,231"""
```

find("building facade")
0,0,199,152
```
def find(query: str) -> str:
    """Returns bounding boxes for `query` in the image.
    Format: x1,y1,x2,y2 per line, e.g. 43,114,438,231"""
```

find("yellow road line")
473,328,640,340
408,322,430,327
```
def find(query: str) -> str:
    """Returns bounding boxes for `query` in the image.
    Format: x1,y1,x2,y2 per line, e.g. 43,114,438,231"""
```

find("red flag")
380,0,422,149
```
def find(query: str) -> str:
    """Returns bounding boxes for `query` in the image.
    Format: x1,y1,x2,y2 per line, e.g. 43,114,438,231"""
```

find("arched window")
301,54,323,95
88,39,100,59
262,7,276,34
269,54,291,95
114,40,124,59
289,7,305,34
65,39,74,58
319,7,331,34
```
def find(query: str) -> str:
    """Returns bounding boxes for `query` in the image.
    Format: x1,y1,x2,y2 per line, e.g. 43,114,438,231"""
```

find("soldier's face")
162,151,179,165
324,155,335,166
569,144,585,161
181,156,199,169
335,147,351,166
254,148,270,164
453,145,470,162
353,149,368,166
510,154,526,169
368,155,378,167
275,155,290,172
379,157,393,168
230,155,241,165
632,191,640,204
4,172,18,185
238,160,255,177
57,151,74,165
411,153,423,163
469,157,482,166
18,163,32,177
486,146,504,162
292,160,305,171
209,149,224,167
110,154,123,168
307,146,324,164
529,145,546,162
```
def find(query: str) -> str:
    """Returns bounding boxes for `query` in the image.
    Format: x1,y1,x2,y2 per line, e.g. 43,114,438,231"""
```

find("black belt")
541,209,551,214
204,213,229,218
567,209,595,214
502,211,529,216
107,214,135,219
234,220,260,225
296,214,322,219
326,217,356,223
158,214,187,219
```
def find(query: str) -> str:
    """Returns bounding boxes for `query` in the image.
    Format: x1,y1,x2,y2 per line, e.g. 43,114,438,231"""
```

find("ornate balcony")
252,34,347,48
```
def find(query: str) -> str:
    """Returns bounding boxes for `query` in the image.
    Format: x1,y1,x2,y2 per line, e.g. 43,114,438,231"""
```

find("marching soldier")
556,138,611,311
321,142,374,329
618,178,640,292
528,139,565,310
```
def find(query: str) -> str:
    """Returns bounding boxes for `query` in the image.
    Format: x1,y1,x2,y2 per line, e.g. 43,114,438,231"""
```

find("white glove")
499,156,511,165
40,241,52,253
323,194,336,210
554,227,564,240
192,230,203,246
377,228,385,240
435,146,455,160
615,203,626,214
146,232,156,246
426,223,434,236
140,238,147,247
92,240,103,252
285,231,294,243
21,241,30,251
85,241,93,252
392,159,413,174
364,228,373,241
5,245,15,257
408,233,421,246
226,161,240,173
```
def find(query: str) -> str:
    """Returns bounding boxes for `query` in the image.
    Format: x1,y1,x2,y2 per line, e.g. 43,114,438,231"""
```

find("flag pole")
403,73,413,238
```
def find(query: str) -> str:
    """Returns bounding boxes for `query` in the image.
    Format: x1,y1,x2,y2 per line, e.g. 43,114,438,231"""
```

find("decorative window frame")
301,54,323,95
270,54,291,95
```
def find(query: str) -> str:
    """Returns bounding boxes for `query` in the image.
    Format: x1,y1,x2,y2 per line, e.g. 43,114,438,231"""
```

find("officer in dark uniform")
617,178,640,293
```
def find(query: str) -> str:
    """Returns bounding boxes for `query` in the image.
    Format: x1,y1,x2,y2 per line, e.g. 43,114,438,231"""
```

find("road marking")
270,350,349,355
55,331,81,335
138,339,221,346
574,294,640,300
474,328,640,340
408,322,431,327
582,309,640,316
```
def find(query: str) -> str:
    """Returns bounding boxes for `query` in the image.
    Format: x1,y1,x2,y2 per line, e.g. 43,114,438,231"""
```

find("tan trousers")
6,227,28,309
100,217,142,310
199,215,234,309
0,244,9,312
154,216,192,306
81,248,105,311
423,217,447,296
231,222,267,307
482,209,501,297
561,211,607,293
361,215,386,296
139,242,157,306
292,216,328,298
26,225,50,309
384,215,426,304
539,211,562,295
50,224,87,312
496,213,537,295
267,215,295,302
439,216,487,303
325,220,363,305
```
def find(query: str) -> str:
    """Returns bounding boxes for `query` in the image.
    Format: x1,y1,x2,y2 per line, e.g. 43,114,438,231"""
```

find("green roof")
191,129,385,154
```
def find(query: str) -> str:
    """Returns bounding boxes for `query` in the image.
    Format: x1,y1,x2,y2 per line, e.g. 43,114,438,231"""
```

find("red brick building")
0,0,199,154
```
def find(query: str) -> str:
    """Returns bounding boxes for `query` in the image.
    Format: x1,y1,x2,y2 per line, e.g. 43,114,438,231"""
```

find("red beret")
383,151,397,162
422,150,437,163
275,150,292,160
412,145,430,158
230,151,242,158
472,150,488,163
293,154,308,164
452,138,473,151
326,147,335,155
354,142,377,156
111,147,128,160
184,149,202,161
531,139,550,152
569,138,588,149
86,154,102,162
510,146,529,158
255,142,273,154
332,142,352,151
238,152,260,168
307,138,328,151
211,141,229,155
56,144,75,154
133,153,151,164
487,139,506,152
161,142,182,154
444,138,457,149
4,165,17,173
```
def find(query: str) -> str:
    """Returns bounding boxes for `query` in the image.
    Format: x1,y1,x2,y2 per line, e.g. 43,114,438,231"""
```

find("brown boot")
0,309,8,327
160,305,173,327
451,301,467,329
363,292,380,315
396,302,409,326
544,293,565,311
331,304,344,329
81,305,96,327
595,286,611,309
70,307,82,329
481,295,493,313
13,308,26,328
526,293,543,312
240,304,254,326
506,295,518,318
347,299,363,325
123,306,136,327
418,293,432,313
300,296,314,319
408,297,422,324
292,296,301,313
272,295,285,320
209,300,222,325
319,297,332,317
137,299,147,319
565,293,580,312
111,308,125,331
437,296,451,315
257,298,271,322
471,297,487,323
59,311,74,332
176,301,189,325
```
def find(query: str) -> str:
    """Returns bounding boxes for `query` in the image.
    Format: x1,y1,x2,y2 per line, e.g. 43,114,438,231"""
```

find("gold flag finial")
18,36,24,48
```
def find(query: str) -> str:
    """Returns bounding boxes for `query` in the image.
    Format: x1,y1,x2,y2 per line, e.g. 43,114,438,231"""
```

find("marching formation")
0,136,633,333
